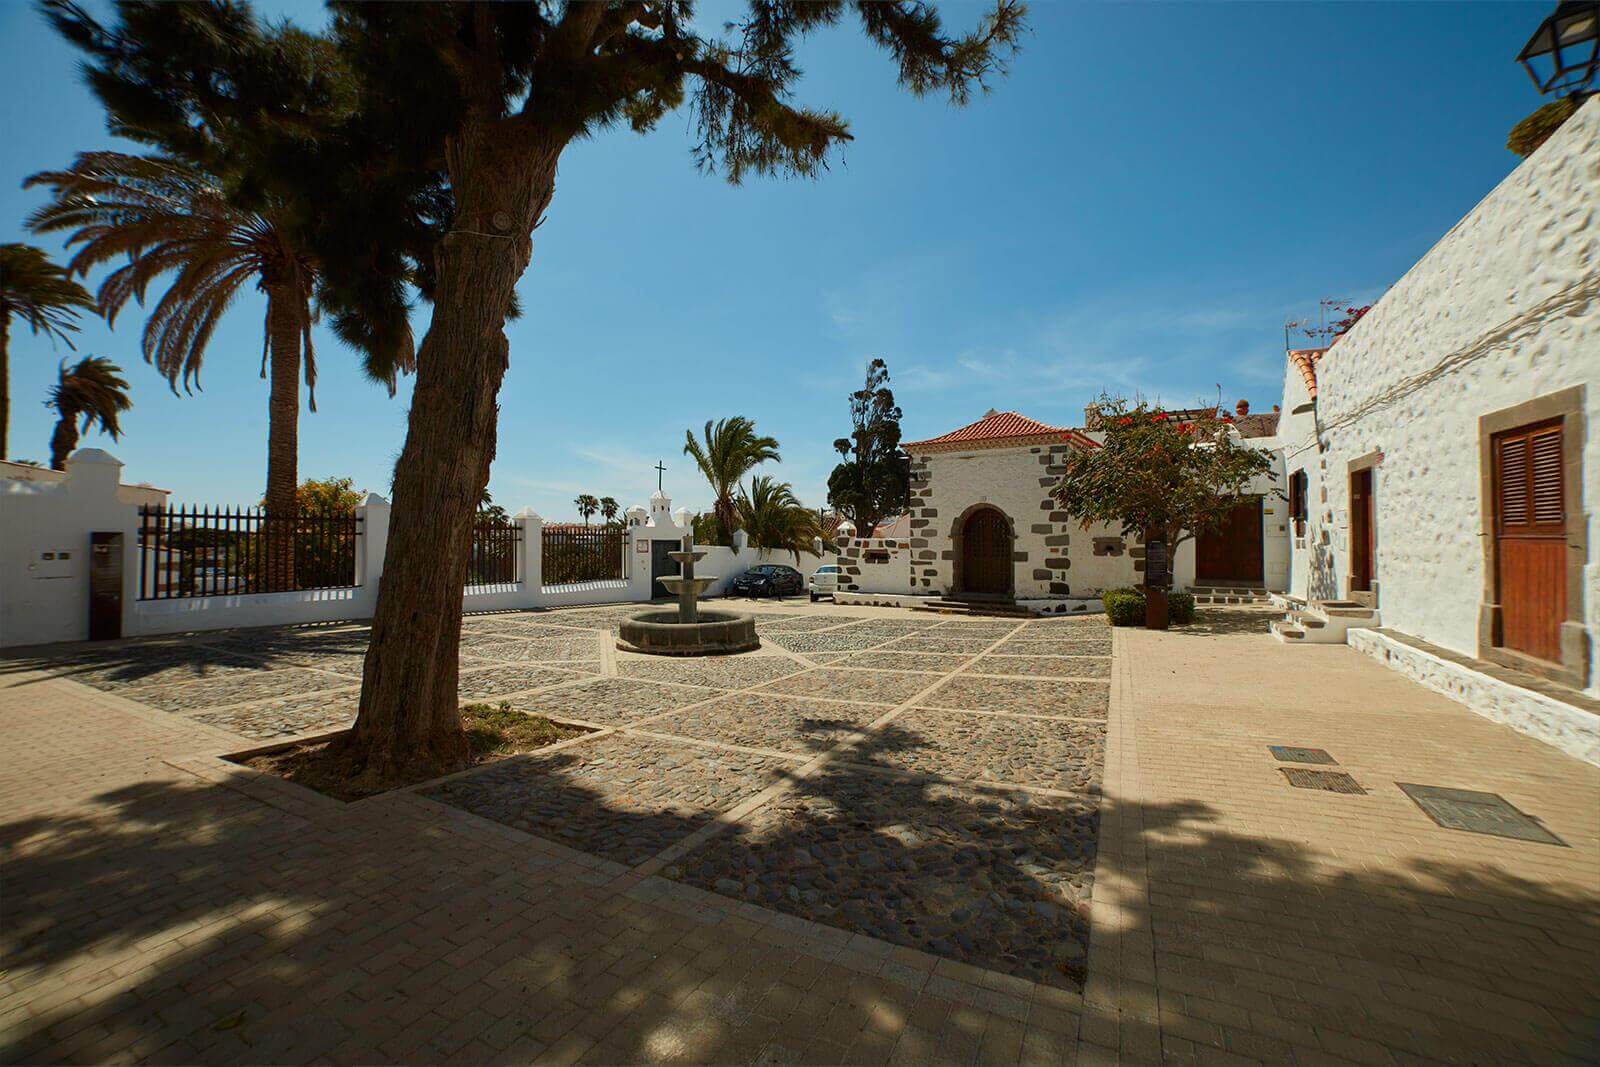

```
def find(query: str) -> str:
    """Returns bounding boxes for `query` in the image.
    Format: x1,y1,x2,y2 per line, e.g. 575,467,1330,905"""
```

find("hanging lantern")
1517,2,1600,94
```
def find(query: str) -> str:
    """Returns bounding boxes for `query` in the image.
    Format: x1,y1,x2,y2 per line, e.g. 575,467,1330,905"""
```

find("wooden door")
1349,470,1374,592
1195,497,1264,582
1494,421,1566,663
960,509,1011,595
650,540,680,600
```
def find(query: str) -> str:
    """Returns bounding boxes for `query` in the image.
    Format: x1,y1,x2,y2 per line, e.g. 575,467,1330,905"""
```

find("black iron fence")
467,518,522,585
138,505,361,600
542,525,623,585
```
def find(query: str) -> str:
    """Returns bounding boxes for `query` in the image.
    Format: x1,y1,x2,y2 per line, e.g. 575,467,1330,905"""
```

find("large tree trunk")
262,287,302,592
344,123,563,784
1,308,10,461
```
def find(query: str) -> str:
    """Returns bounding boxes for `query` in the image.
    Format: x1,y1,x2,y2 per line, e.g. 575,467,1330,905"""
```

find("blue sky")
1,1,1549,520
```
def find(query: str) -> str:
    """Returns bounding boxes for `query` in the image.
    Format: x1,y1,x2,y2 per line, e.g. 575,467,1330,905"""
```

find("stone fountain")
617,534,759,656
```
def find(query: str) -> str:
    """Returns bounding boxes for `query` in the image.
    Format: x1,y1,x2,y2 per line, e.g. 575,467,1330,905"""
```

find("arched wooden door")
960,508,1012,595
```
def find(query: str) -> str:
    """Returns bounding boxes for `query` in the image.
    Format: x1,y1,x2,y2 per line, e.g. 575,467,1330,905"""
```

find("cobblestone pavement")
826,650,976,674
970,654,1113,679
922,676,1111,719
1,605,1110,1000
642,693,886,757
5,600,1597,1065
853,708,1105,793
422,734,800,866
508,677,720,727
665,770,1098,990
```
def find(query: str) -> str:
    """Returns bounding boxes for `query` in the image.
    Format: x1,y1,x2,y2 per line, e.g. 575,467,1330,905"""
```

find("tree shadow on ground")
0,622,373,689
4,645,1598,1064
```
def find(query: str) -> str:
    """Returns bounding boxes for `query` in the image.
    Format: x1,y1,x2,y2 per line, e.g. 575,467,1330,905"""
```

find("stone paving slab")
929,620,1028,637
667,767,1097,990
122,667,357,712
459,634,601,663
645,693,884,757
753,667,943,706
924,675,1110,719
38,649,268,691
456,664,587,701
882,634,1000,654
971,654,1113,679
859,707,1105,793
509,677,719,727
992,635,1113,656
617,655,807,691
188,690,361,740
828,620,943,638
247,649,368,676
828,651,976,674
760,630,898,654
424,733,800,865
753,614,868,632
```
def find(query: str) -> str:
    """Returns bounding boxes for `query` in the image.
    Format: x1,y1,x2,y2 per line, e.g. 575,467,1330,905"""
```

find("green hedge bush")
1168,591,1196,624
1102,587,1195,626
1103,587,1144,626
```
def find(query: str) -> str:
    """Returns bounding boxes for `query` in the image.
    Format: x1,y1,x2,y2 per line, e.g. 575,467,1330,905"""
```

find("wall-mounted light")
1518,2,1600,95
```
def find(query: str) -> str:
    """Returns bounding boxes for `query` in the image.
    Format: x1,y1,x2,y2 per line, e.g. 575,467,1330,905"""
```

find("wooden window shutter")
1530,426,1564,529
1497,434,1530,529
1495,420,1564,534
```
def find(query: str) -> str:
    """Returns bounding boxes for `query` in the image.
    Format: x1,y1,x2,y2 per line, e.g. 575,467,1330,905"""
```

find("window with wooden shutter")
1494,421,1563,534
1530,427,1564,529
1497,435,1529,528
1288,469,1308,536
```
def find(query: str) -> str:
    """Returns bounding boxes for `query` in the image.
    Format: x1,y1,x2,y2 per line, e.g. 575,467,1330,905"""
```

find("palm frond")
0,243,97,346
24,152,318,394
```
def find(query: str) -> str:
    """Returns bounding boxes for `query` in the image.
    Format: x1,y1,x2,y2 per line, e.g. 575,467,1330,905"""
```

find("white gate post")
516,508,542,607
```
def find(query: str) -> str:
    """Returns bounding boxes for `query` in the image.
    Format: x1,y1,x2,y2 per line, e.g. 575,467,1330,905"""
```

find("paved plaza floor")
1,601,1596,1063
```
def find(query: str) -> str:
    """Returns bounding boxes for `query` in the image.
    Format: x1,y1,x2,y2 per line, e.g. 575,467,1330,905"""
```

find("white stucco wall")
0,452,140,648
834,537,915,594
1279,96,1600,691
0,472,793,648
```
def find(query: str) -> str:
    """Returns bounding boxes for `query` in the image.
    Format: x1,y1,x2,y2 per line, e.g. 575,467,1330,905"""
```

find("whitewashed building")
1270,96,1599,760
834,408,1288,610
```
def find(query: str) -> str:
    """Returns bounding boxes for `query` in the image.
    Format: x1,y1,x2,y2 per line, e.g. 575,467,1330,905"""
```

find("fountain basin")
617,610,759,656
656,575,718,597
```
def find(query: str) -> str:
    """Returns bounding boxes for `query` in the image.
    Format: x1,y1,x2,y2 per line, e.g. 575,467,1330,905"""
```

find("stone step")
1270,620,1306,642
912,598,1032,618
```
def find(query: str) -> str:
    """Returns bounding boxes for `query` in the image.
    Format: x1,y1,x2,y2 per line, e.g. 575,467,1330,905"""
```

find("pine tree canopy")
46,1,1027,385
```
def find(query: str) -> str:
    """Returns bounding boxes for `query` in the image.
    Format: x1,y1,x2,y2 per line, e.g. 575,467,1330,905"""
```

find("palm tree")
46,356,131,470
684,417,781,545
599,496,620,528
0,243,97,460
573,494,599,525
25,153,359,521
737,476,824,563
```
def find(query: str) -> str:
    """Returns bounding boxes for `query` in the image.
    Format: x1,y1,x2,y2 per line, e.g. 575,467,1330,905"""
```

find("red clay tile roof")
903,410,1097,452
1288,348,1327,400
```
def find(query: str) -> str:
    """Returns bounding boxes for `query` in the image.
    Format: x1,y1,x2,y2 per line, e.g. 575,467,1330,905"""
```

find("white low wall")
1,457,827,648
1348,628,1600,767
697,540,825,597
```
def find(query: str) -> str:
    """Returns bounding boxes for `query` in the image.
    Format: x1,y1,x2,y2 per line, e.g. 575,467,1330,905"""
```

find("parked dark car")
730,563,804,598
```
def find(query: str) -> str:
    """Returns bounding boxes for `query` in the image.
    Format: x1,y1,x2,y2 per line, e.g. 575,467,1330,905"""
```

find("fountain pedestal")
617,534,759,656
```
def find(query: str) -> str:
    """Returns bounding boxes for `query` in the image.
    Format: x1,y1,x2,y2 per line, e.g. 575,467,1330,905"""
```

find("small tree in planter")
1051,396,1275,627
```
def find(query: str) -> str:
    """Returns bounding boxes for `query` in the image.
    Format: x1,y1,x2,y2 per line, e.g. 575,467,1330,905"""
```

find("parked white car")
808,564,841,602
